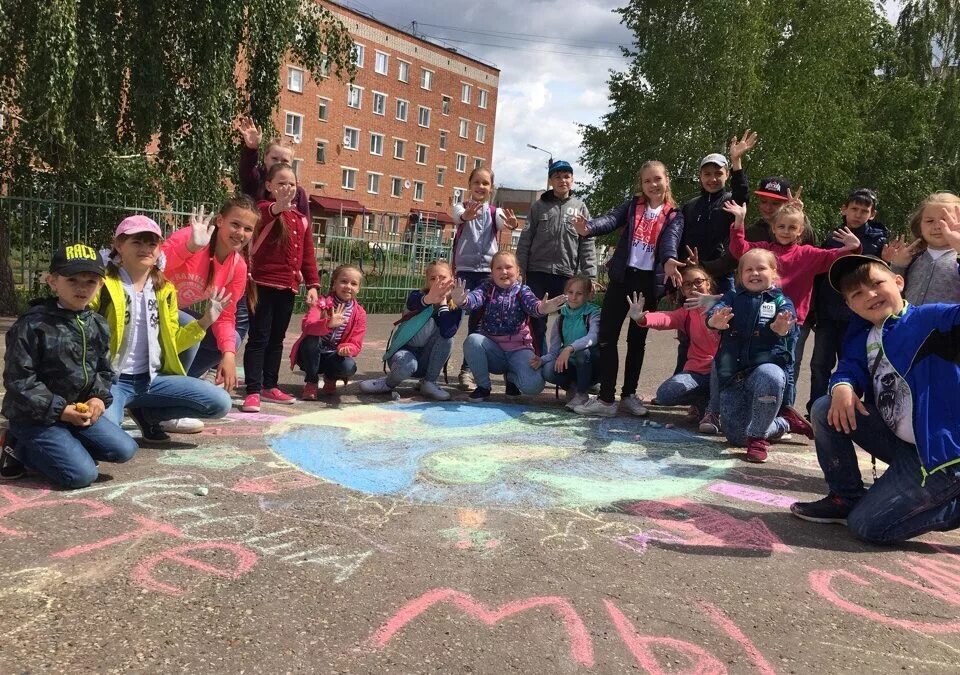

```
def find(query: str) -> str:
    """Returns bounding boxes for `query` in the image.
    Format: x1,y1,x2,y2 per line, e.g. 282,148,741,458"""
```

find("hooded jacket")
680,169,749,280
517,191,596,278
2,299,114,425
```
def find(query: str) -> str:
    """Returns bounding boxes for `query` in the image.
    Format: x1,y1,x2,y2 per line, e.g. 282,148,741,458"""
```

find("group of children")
2,124,959,544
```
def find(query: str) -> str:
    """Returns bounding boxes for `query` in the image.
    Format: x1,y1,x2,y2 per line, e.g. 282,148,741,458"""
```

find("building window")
420,68,433,90
362,213,375,233
315,140,326,164
461,82,472,104
396,99,408,122
442,95,451,116
353,44,364,68
458,118,468,138
437,167,446,186
394,138,406,160
453,187,465,204
287,67,304,93
319,56,330,78
478,89,489,109
416,144,428,165
342,167,357,190
343,126,359,150
347,84,362,109
413,181,425,201
391,176,403,197
284,112,303,142
367,172,381,195
372,91,386,116
370,132,384,156
389,214,400,234
418,106,431,128
455,153,467,173
475,123,486,144
474,157,483,169
439,130,448,151
292,158,302,176
398,59,410,82
318,97,330,121
374,51,389,75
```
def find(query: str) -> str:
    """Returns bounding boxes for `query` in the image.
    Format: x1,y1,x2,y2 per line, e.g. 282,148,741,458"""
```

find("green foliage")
580,0,960,239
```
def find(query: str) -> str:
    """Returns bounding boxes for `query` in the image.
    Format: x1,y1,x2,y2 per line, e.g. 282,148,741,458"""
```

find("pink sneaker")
321,379,338,396
240,393,261,412
262,388,296,404
301,383,318,401
745,438,770,463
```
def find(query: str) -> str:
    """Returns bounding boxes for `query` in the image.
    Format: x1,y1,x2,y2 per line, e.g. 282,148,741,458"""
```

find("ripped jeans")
719,363,789,446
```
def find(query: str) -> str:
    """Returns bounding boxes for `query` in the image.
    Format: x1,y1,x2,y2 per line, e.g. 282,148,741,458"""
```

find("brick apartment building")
275,1,500,247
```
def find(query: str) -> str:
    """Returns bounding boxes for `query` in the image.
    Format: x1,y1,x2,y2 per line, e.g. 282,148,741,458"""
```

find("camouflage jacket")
2,299,114,425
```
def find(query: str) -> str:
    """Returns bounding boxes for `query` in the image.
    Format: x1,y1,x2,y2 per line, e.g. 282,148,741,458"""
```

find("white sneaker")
458,369,476,390
573,397,618,417
620,395,649,417
419,380,451,401
359,378,393,394
159,418,204,434
566,392,590,411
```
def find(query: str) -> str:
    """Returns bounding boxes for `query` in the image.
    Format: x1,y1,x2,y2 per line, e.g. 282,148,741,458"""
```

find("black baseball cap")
828,254,890,293
50,243,105,277
754,176,791,201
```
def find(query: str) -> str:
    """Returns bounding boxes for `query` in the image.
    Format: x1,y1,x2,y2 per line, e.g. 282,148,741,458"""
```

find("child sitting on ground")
359,260,461,401
1,244,138,487
289,265,367,399
791,251,960,543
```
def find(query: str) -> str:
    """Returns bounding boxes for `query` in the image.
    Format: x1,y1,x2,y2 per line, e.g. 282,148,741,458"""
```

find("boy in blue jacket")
792,254,960,542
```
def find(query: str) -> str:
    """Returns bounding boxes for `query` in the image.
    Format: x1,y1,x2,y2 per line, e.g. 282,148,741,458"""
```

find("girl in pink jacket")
289,265,368,399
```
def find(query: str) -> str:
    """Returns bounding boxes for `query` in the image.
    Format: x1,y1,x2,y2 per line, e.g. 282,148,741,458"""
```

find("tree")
0,0,355,314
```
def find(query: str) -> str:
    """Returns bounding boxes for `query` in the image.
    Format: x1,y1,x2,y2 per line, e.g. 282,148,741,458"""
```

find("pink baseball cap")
115,215,162,238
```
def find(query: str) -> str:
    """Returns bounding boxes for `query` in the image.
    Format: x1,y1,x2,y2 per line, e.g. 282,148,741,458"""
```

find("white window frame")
343,126,360,151
396,98,409,122
458,118,469,138
341,166,358,190
418,105,431,128
291,158,302,177
287,66,304,93
397,59,410,83
455,153,467,173
461,82,472,104
315,139,327,164
475,123,486,144
317,96,331,121
389,214,401,234
478,89,489,109
374,50,389,75
370,132,384,156
441,95,452,116
436,166,446,186
372,91,387,116
367,172,382,195
438,130,448,151
420,68,434,91
474,157,484,169
390,176,403,198
415,143,428,165
284,112,303,142
413,181,425,202
347,84,363,109
453,187,466,204
353,44,365,68
393,138,406,160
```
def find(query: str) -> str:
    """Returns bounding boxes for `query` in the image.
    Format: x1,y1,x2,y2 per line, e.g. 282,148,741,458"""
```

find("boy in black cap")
791,254,960,541
744,176,815,244
1,244,138,488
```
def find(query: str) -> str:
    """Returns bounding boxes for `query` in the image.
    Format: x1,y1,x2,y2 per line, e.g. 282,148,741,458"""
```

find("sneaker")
0,432,24,481
128,408,171,442
620,395,649,417
745,437,770,463
359,378,393,395
698,412,721,434
505,381,521,396
240,393,261,413
573,397,618,417
262,388,296,404
790,495,856,524
468,386,491,402
458,369,476,390
159,418,204,434
321,379,338,396
566,392,590,411
780,405,815,440
419,380,451,401
301,383,318,401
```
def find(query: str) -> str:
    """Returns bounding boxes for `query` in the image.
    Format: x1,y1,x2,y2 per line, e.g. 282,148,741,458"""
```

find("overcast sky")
338,0,902,190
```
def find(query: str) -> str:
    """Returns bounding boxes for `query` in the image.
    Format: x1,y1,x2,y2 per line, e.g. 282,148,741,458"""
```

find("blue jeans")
295,335,357,384
719,363,789,446
809,395,960,543
543,347,600,392
179,298,249,377
105,373,233,426
8,418,138,489
456,271,489,371
463,334,545,394
386,334,453,387
657,370,711,410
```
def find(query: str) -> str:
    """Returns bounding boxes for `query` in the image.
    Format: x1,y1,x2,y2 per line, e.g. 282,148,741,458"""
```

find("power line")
417,22,630,49
420,34,627,60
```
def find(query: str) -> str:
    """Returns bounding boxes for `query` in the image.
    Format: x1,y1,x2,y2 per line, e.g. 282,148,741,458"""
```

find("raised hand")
684,291,722,311
424,277,456,305
786,186,804,209
770,310,796,336
461,200,483,222
187,205,216,253
722,200,747,228
239,117,262,150
881,236,921,267
200,287,233,328
571,213,590,236
327,303,347,329
708,306,735,330
274,183,296,213
684,245,700,266
832,226,861,251
663,258,685,288
729,129,758,162
626,291,647,323
449,279,468,307
539,292,567,314
503,208,519,230
939,204,960,252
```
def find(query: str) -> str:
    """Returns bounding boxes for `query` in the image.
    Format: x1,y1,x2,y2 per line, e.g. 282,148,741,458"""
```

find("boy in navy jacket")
792,254,960,542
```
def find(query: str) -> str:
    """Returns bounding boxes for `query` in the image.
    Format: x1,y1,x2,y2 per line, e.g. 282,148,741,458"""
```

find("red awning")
410,209,455,225
310,195,367,214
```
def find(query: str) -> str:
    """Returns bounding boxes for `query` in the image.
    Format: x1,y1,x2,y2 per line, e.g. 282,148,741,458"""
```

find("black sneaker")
505,381,521,396
128,408,171,442
0,431,25,480
790,494,856,524
468,386,491,402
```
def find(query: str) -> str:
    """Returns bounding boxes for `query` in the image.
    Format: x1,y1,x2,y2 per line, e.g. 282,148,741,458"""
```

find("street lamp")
526,143,555,169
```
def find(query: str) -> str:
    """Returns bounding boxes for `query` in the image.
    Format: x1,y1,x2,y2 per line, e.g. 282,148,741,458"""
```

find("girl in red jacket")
289,265,367,399
241,162,321,412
